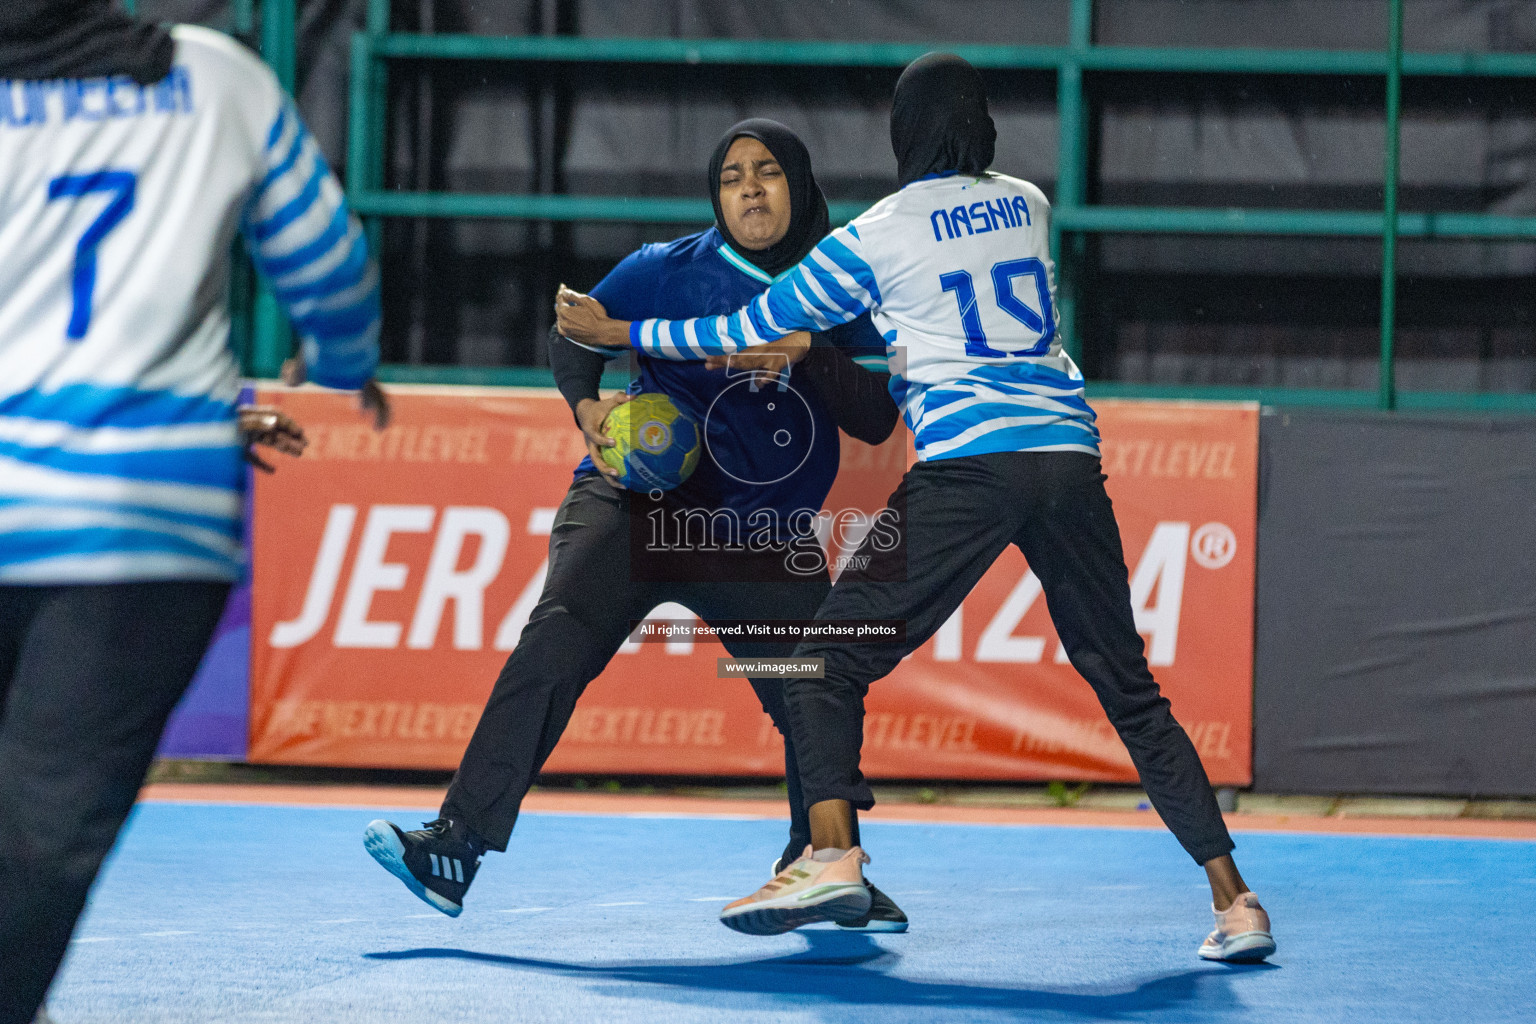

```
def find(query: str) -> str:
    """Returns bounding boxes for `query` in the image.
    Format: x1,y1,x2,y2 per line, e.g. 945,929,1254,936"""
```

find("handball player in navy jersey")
364,120,909,931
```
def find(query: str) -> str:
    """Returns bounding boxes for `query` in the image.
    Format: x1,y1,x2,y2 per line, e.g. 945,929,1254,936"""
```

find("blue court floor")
46,800,1536,1023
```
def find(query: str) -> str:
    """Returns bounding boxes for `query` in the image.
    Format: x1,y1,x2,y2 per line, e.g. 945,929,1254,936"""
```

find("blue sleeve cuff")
629,320,644,349
308,363,376,390
302,339,378,390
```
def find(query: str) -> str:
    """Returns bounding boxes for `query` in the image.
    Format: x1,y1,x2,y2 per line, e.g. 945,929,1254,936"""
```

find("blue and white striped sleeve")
242,99,380,389
630,224,883,360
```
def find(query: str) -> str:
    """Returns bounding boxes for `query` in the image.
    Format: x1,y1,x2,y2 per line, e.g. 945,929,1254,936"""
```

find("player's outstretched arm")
242,99,382,393
553,286,631,348
617,225,881,362
280,356,391,431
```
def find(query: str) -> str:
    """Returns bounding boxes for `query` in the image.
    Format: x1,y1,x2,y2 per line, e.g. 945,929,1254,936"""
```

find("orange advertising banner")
249,385,1257,785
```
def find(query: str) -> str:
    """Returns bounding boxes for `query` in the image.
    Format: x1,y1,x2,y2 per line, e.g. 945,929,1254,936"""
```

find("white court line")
140,930,195,937
593,901,646,907
495,907,553,914
71,937,118,944
135,800,1536,844
404,913,442,919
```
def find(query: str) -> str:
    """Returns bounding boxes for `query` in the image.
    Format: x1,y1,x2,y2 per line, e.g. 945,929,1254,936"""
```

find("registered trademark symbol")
1190,522,1236,569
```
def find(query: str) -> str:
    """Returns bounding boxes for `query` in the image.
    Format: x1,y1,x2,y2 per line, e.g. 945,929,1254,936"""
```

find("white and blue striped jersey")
0,25,379,584
630,172,1098,461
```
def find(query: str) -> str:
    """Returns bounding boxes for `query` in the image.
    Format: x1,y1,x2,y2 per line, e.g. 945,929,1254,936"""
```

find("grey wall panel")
1099,0,1535,52
581,0,1071,45
1254,409,1536,795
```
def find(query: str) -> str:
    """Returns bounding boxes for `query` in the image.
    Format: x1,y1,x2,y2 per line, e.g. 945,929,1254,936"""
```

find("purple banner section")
158,582,251,759
157,384,254,760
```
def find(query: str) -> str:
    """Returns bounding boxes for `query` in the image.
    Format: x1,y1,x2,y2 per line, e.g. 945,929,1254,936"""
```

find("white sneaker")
1198,891,1276,962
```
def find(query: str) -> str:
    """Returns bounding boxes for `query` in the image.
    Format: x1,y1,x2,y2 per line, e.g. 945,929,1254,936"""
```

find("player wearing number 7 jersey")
556,53,1275,961
0,5,384,1021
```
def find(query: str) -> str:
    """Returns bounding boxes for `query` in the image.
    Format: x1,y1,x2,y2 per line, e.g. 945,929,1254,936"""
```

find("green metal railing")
339,0,1536,408
250,0,296,377
121,1,255,45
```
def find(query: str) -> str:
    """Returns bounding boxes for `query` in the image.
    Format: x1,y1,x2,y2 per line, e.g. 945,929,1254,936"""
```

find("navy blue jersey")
577,227,879,534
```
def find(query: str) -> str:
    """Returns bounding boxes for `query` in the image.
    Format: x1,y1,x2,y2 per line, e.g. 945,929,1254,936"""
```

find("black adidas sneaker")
836,880,909,933
364,817,485,917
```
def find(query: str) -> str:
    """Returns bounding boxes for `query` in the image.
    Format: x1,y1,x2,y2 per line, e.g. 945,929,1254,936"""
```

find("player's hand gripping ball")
600,393,701,492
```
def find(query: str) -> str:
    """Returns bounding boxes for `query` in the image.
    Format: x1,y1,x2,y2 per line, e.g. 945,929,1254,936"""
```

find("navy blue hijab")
0,0,173,84
707,119,831,278
891,53,997,187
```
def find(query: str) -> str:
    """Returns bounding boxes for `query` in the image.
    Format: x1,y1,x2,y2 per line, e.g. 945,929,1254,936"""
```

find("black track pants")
442,474,855,866
0,580,231,1024
784,451,1235,865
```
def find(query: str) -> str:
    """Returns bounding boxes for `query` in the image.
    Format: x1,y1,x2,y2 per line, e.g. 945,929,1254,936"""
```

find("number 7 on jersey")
47,170,137,341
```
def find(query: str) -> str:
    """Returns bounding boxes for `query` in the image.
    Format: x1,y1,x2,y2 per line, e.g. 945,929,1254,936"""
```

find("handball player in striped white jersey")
0,4,385,1020
556,53,1275,962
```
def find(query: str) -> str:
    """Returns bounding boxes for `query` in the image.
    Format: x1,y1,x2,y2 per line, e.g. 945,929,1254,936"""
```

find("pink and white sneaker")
1198,891,1276,962
720,846,872,935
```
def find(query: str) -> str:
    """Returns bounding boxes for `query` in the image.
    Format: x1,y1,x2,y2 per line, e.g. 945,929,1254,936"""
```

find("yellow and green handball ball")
600,392,701,492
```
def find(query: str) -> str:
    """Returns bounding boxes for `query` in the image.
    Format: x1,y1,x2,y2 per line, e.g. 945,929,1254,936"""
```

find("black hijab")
0,0,173,85
708,119,831,278
890,53,997,188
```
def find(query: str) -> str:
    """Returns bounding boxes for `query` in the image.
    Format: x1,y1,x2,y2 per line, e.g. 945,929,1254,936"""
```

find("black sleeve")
547,326,607,423
799,313,899,446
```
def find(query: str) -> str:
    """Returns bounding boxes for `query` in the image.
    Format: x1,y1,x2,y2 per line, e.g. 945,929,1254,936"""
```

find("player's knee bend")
499,605,621,684
784,672,865,717
1069,650,1164,704
1103,695,1182,747
800,643,884,697
745,683,792,731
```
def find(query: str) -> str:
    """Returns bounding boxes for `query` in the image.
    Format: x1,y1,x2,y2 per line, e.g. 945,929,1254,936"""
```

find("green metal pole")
252,0,298,378
366,0,390,186
347,34,374,195
1054,0,1092,366
227,3,260,376
366,0,391,36
359,0,390,289
1379,0,1403,411
232,0,255,38
261,0,297,89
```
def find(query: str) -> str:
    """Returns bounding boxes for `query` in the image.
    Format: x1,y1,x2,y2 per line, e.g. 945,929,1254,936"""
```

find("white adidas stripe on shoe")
363,820,464,917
